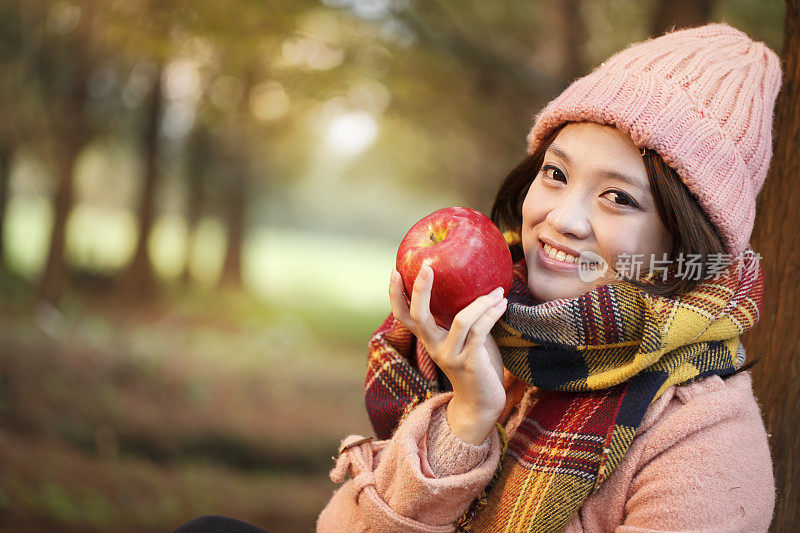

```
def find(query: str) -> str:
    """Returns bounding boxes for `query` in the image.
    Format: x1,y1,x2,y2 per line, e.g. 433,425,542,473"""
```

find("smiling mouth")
541,242,579,264
538,239,605,273
540,240,601,265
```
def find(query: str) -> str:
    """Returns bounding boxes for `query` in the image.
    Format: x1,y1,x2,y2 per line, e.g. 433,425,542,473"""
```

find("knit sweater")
317,371,774,532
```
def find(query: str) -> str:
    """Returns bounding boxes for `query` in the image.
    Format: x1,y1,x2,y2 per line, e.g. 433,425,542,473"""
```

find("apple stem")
429,232,440,244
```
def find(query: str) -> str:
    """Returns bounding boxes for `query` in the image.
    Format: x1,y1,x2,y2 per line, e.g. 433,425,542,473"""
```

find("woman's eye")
542,165,566,183
603,190,638,207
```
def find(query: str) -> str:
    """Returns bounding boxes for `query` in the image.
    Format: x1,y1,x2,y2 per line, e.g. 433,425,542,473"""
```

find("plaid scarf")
364,249,763,532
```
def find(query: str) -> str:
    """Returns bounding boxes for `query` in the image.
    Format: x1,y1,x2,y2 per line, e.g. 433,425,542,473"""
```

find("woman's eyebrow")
546,144,650,192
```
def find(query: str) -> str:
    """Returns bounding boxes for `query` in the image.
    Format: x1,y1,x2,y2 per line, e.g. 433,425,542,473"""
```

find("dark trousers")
173,515,269,533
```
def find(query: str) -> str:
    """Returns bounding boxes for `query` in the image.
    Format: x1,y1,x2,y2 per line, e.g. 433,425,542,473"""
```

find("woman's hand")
389,264,507,445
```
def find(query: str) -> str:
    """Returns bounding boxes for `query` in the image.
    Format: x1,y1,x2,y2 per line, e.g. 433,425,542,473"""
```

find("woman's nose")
545,192,592,239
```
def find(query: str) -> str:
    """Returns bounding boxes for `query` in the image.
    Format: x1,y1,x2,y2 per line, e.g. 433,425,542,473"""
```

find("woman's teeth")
543,243,577,263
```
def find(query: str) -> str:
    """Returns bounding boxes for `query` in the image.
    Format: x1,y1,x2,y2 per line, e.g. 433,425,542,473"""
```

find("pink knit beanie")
527,23,782,258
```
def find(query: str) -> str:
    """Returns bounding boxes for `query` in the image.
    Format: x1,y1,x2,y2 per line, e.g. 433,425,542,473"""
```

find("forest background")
0,1,796,531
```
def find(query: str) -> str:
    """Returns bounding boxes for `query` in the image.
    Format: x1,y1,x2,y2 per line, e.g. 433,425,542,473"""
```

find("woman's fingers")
447,287,506,355
390,266,507,364
389,265,442,342
407,264,442,341
465,299,507,353
389,269,414,328
484,335,506,383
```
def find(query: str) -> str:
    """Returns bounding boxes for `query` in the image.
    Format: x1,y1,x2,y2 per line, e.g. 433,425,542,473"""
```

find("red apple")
396,206,513,329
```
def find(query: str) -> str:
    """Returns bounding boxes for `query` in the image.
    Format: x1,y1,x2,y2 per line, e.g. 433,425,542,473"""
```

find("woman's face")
521,122,672,301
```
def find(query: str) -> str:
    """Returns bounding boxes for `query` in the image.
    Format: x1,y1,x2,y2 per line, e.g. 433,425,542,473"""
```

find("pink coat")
317,371,774,532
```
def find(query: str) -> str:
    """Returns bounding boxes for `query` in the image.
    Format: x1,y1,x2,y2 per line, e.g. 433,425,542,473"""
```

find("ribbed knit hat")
527,23,782,258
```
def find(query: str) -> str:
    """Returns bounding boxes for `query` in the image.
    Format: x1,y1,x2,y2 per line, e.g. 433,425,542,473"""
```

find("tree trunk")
651,0,713,37
743,1,800,531
218,73,254,289
121,66,163,297
218,165,246,288
551,0,586,84
182,126,210,286
34,3,95,305
0,144,11,267
36,71,89,304
37,139,81,304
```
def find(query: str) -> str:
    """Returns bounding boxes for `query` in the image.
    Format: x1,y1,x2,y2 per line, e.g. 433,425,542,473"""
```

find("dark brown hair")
490,123,726,299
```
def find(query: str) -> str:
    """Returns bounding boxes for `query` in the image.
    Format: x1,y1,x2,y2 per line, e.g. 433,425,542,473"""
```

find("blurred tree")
101,1,196,296
101,0,308,292
217,71,254,288
0,145,10,268
0,2,20,269
746,0,800,530
25,1,97,304
184,0,357,287
193,3,310,288
120,61,164,296
182,124,212,285
548,0,587,83
0,38,18,271
651,0,714,36
389,1,560,207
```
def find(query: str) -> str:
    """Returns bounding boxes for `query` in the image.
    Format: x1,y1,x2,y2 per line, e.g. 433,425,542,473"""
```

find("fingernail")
391,270,400,283
494,298,507,310
492,287,504,297
419,265,431,280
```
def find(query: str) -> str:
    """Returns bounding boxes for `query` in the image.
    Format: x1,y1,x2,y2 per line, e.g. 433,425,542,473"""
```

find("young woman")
319,23,781,532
